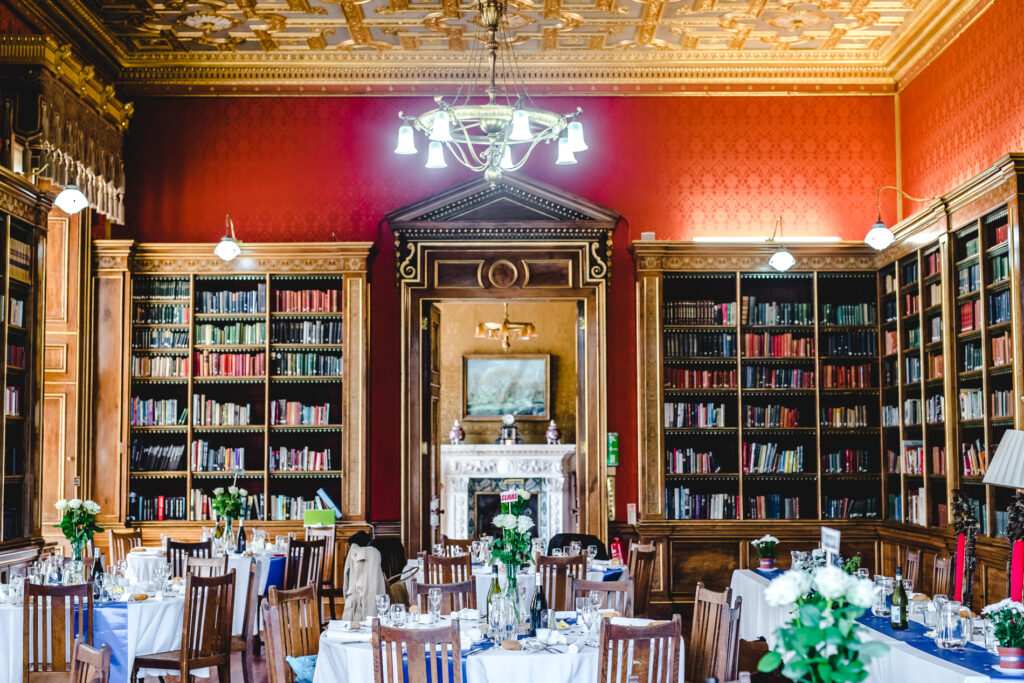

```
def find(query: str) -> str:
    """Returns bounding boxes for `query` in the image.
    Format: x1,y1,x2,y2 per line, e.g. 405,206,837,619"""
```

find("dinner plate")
993,665,1024,676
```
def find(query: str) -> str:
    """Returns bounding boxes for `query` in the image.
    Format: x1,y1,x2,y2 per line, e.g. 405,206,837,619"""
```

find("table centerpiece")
981,599,1024,670
55,498,102,582
210,484,247,542
489,489,535,621
752,534,780,570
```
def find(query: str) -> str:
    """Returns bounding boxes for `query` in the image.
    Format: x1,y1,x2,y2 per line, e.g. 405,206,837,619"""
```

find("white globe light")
864,219,896,251
509,109,532,141
566,121,588,152
214,236,241,262
555,136,577,165
499,146,514,171
425,141,447,169
394,124,417,155
429,110,452,142
768,247,796,272
54,185,88,215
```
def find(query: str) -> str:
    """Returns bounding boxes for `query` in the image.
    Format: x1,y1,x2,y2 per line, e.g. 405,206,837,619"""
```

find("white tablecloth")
729,569,999,683
313,617,683,683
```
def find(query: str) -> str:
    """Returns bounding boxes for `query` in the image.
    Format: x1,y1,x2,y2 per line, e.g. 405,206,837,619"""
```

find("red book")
157,495,165,521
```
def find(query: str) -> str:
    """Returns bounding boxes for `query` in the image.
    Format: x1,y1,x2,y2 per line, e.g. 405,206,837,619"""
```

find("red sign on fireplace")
500,491,518,503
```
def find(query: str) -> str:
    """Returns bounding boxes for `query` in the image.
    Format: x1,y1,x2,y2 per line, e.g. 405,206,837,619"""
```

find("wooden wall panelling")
342,262,369,522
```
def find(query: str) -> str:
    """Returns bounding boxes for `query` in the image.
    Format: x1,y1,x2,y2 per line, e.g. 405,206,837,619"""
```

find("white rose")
518,490,531,501
812,566,851,601
228,486,238,495
237,488,247,496
213,487,224,495
68,498,83,510
54,499,68,511
845,577,877,608
765,571,809,607
83,500,101,515
517,516,535,533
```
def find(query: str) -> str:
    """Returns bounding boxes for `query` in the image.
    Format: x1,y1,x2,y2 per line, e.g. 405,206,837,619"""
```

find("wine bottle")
92,553,105,599
236,517,247,554
484,564,500,619
529,573,547,637
891,566,908,630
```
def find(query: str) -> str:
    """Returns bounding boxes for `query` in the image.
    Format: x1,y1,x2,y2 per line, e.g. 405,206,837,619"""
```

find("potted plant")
752,534,780,569
982,599,1024,670
758,566,889,682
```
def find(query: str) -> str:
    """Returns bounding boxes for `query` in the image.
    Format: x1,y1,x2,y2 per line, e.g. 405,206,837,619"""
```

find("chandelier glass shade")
394,0,588,184
475,303,537,351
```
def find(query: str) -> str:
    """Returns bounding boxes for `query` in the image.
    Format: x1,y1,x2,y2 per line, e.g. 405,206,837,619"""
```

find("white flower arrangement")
751,534,780,558
54,498,102,560
982,599,1024,649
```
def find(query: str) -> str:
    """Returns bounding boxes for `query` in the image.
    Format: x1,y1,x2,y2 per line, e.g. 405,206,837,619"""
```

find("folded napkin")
535,629,568,646
325,621,372,643
454,608,481,621
609,617,652,627
460,627,485,644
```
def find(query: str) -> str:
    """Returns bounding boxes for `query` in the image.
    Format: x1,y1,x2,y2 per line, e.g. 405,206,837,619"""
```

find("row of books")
268,446,334,471
821,303,876,326
883,404,899,427
270,400,331,426
906,487,927,526
925,250,941,277
196,285,267,314
9,298,24,327
133,329,189,349
884,299,897,322
821,331,877,357
130,493,187,521
990,290,1012,325
271,352,343,377
271,321,344,345
132,355,188,378
992,389,1014,419
929,352,944,379
743,367,813,389
903,398,921,425
742,333,814,358
9,238,31,283
962,438,987,476
884,330,897,355
134,278,189,300
193,395,253,426
993,223,1009,245
820,405,869,428
666,488,737,520
904,293,920,316
191,440,246,471
823,448,871,473
663,332,735,357
957,263,980,295
130,397,184,426
5,385,19,417
664,368,737,389
960,299,981,332
929,315,942,342
663,300,736,325
744,299,813,326
273,289,341,313
194,351,266,377
962,341,983,371
902,442,924,475
191,490,264,521
745,404,800,428
905,356,921,383
666,448,721,474
746,495,799,520
821,363,873,389
130,440,186,471
959,388,984,420
742,442,804,474
991,253,1010,282
927,282,942,309
134,303,189,324
195,322,266,346
932,446,947,475
883,358,898,387
903,261,919,285
270,494,327,521
664,402,726,428
883,273,897,294
961,235,980,259
906,326,920,349
925,395,944,423
823,497,878,520
7,345,24,367
992,333,1012,366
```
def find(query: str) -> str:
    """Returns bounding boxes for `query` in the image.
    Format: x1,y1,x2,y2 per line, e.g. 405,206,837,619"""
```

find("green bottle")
484,564,500,618
891,566,908,630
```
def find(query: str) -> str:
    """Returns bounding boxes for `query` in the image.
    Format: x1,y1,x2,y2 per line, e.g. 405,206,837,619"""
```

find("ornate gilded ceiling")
7,0,990,92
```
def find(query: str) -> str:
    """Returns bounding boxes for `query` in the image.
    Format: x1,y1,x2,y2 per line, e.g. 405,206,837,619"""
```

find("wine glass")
589,589,603,611
428,587,443,622
902,578,914,596
569,541,582,557
563,546,573,558
579,606,598,646
552,548,564,557
856,568,870,580
375,593,391,624
489,597,507,643
586,545,598,563
389,604,407,628
433,543,445,557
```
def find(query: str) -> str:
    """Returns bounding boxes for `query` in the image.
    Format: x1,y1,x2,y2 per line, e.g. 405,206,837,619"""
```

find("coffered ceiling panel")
8,0,990,92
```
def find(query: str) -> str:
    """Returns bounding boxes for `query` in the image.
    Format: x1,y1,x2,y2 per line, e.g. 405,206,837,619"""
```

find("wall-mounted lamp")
866,186,941,251
54,185,89,215
214,214,242,262
767,217,795,272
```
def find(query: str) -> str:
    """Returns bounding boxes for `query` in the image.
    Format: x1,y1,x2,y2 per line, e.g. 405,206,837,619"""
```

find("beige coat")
341,544,387,621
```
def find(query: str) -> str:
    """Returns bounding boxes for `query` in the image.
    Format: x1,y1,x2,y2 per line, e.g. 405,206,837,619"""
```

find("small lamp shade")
509,109,532,141
429,111,452,142
864,219,896,251
983,429,1024,488
499,145,515,171
214,236,241,262
768,247,796,272
555,136,577,165
566,121,588,152
425,141,447,169
394,124,417,155
54,185,88,214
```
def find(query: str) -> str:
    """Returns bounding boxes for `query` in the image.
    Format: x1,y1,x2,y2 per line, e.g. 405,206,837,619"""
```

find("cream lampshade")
982,429,1024,488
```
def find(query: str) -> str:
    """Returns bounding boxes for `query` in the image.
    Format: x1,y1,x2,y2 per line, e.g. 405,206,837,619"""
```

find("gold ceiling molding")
9,0,991,92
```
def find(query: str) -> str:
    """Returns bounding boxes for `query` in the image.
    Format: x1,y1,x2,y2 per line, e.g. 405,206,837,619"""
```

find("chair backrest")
537,554,586,611
905,548,921,589
167,539,213,578
24,582,94,681
628,542,657,618
372,618,462,683
933,556,952,596
268,584,321,683
285,538,327,591
687,582,742,683
305,525,337,586
107,529,142,567
421,551,472,585
440,535,474,556
186,555,230,577
262,602,288,683
409,579,476,615
180,570,235,668
238,559,259,650
571,578,634,617
70,636,111,683
597,614,682,683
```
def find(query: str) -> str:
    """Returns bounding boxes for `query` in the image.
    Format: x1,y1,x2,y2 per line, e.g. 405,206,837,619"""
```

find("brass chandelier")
475,303,537,351
393,0,588,185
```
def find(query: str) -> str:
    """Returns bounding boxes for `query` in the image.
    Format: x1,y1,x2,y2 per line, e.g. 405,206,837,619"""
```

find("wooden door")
421,303,442,550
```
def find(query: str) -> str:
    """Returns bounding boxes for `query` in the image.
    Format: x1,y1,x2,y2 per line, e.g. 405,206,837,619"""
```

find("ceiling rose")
766,9,833,32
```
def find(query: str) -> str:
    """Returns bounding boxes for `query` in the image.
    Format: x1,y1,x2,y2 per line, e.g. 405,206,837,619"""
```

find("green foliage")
843,554,862,575
210,486,246,520
55,502,103,549
488,491,535,568
986,603,1024,648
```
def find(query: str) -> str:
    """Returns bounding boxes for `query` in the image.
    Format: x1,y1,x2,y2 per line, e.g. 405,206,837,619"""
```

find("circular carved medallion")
488,260,519,288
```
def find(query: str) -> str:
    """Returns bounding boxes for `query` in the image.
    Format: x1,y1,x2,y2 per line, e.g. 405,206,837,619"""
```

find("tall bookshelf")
91,242,372,535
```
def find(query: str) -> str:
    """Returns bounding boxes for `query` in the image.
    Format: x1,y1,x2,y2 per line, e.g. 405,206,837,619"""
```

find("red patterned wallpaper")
125,95,896,520
0,1,36,33
900,0,1024,211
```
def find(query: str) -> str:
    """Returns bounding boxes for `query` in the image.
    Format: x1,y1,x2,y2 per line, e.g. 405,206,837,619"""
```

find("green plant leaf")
858,641,889,659
757,651,782,673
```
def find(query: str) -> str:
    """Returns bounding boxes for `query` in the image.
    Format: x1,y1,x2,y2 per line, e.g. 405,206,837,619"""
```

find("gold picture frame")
462,353,550,421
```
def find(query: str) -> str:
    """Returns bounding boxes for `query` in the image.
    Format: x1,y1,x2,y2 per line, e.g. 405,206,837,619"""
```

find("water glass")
586,545,599,562
427,587,443,622
589,589,603,611
871,577,892,618
857,568,870,580
552,548,564,557
489,597,508,643
902,579,914,595
569,541,582,557
433,543,445,557
935,602,970,649
375,593,391,623
531,538,546,565
563,546,573,558
980,619,998,653
790,551,810,571
9,575,24,605
160,534,170,551
389,604,407,628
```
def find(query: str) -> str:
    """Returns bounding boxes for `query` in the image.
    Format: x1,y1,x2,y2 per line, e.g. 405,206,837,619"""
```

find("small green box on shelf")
303,509,335,526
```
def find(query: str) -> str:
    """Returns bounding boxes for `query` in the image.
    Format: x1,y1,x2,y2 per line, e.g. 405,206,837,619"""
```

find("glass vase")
504,563,520,626
223,518,234,553
70,539,84,562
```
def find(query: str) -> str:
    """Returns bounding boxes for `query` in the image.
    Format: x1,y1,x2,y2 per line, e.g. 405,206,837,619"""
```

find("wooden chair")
186,555,230,577
628,542,657,618
537,554,586,611
107,528,142,567
571,577,634,617
166,539,213,579
905,548,921,589
24,583,94,683
130,571,235,683
231,560,259,683
686,582,742,683
305,525,338,588
267,585,321,683
420,551,473,585
284,537,327,592
440,535,475,556
372,618,462,683
933,556,952,597
69,636,110,683
409,579,476,615
262,602,288,683
597,613,682,683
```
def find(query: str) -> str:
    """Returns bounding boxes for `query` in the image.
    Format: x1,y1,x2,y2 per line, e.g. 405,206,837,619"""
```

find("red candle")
1012,539,1024,602
953,533,966,602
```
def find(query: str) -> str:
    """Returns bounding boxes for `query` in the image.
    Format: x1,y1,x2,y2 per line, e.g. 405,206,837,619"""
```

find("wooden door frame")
387,175,619,556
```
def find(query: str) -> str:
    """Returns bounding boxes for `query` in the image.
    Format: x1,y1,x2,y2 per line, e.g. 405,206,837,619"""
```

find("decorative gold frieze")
632,241,877,273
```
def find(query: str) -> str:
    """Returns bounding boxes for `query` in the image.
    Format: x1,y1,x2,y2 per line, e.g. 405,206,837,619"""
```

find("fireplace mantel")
440,444,575,541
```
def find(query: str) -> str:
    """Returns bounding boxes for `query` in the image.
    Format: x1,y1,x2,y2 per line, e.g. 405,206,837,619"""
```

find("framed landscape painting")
463,354,550,420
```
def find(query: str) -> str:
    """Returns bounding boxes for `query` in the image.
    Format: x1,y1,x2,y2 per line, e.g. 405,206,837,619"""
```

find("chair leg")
218,662,231,683
241,647,253,683
131,662,139,682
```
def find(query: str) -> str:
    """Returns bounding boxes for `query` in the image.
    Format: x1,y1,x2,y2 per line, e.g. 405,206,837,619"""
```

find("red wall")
900,0,1024,209
124,94,897,521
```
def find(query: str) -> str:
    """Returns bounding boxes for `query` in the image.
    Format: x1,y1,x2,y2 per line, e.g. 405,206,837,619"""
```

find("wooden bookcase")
0,167,48,547
89,242,372,540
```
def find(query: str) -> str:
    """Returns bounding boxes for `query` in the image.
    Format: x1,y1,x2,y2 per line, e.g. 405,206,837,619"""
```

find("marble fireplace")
440,444,576,542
